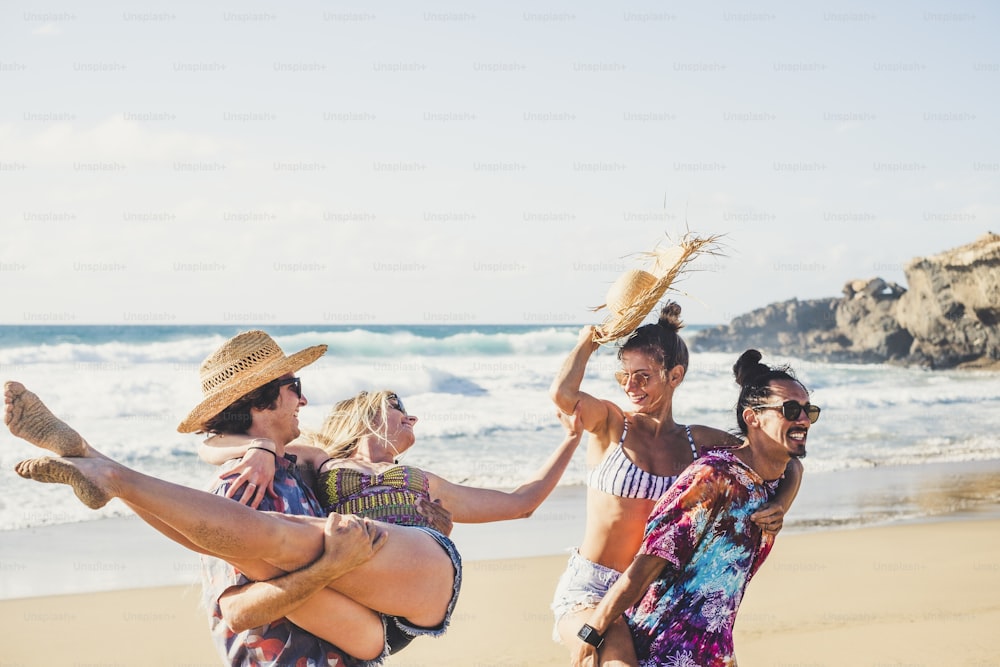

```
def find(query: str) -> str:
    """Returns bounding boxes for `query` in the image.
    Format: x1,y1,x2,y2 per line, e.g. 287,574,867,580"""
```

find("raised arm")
426,407,584,523
550,325,611,435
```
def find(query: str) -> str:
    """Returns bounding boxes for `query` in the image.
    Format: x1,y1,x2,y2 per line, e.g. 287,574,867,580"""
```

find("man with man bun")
573,349,819,667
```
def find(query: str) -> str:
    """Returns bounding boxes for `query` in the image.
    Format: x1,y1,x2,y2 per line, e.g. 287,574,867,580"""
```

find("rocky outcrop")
691,233,1000,369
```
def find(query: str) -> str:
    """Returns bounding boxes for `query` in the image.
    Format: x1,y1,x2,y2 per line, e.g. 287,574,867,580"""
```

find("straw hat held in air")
592,233,722,344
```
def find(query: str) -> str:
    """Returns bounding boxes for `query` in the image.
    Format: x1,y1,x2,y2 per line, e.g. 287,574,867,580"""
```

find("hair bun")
733,349,768,385
657,301,684,332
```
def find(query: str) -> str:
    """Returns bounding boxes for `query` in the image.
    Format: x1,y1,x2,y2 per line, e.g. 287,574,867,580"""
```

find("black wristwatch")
577,623,605,648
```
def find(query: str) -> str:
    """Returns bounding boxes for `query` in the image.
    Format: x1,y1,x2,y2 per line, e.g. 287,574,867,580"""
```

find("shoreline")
1,516,998,666
0,485,589,601
3,458,1000,600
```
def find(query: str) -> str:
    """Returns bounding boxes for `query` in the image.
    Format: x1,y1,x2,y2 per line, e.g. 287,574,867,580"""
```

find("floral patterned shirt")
627,449,779,667
201,454,366,667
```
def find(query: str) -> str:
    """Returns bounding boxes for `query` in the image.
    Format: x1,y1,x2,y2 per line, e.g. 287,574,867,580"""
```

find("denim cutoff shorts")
363,526,462,665
549,548,622,641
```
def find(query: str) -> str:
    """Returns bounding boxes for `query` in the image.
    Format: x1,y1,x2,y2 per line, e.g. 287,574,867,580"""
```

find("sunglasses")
276,377,302,398
751,400,821,424
614,370,659,389
387,393,407,416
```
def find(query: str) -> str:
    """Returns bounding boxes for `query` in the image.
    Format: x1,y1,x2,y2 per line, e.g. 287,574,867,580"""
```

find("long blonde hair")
304,390,398,459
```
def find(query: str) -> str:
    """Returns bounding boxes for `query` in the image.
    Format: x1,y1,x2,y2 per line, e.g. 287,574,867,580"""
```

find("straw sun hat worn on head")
177,330,327,433
592,232,723,344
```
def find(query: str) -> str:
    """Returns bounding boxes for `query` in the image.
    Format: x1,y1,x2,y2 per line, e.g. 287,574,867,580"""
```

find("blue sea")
1,324,1000,533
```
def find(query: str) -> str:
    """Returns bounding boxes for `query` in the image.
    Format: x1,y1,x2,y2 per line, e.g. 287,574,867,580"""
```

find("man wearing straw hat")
5,330,458,665
5,330,384,664
178,330,385,666
177,331,377,664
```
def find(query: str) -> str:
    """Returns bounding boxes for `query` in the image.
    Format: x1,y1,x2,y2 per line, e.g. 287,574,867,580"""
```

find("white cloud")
1,0,995,325
2,117,233,165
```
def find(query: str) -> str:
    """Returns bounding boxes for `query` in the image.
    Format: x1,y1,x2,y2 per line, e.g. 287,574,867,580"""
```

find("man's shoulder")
688,449,739,475
693,449,769,497
678,450,751,491
699,448,743,467
688,424,741,450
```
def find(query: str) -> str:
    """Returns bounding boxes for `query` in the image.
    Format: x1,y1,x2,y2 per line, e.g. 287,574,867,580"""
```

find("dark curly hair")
201,378,283,435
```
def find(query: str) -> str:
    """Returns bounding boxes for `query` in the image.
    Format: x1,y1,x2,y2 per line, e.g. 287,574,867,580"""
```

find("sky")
1,0,997,326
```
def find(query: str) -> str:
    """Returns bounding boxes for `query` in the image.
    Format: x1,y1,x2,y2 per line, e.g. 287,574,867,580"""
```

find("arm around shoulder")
750,457,803,535
286,443,335,471
198,433,269,465
774,457,803,511
201,436,280,508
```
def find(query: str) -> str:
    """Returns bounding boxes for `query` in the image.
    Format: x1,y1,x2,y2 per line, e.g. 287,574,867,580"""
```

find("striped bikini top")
587,418,699,500
316,464,433,529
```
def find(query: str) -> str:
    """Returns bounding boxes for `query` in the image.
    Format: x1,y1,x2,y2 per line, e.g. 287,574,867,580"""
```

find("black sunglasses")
751,400,821,424
387,393,407,415
276,377,302,398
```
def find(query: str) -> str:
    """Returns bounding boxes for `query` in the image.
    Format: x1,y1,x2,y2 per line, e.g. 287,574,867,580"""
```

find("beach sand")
2,516,998,666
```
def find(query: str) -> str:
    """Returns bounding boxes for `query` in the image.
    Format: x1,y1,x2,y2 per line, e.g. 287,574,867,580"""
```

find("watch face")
578,625,602,646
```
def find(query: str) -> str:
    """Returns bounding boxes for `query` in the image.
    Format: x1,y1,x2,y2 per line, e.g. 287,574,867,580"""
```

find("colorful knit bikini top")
315,463,434,529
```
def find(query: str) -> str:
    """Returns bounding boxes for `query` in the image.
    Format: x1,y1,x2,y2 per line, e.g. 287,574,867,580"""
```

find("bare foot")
4,382,88,457
15,457,110,509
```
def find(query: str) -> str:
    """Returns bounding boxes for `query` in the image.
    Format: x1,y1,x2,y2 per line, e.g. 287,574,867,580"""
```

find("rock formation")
690,233,1000,369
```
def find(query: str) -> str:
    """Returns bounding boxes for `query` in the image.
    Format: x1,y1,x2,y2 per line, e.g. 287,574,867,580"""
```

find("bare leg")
287,590,385,660
125,503,210,555
558,609,638,667
15,455,453,627
6,385,454,626
5,387,318,560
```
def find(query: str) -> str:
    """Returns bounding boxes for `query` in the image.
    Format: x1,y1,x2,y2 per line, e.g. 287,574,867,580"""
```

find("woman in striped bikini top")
549,304,805,662
586,417,699,499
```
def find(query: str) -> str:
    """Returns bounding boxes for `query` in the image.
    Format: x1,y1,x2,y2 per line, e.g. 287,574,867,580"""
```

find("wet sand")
2,516,998,666
3,460,1000,665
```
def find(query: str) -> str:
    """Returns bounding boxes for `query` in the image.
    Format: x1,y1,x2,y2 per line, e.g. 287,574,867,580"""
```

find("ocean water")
1,324,999,532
